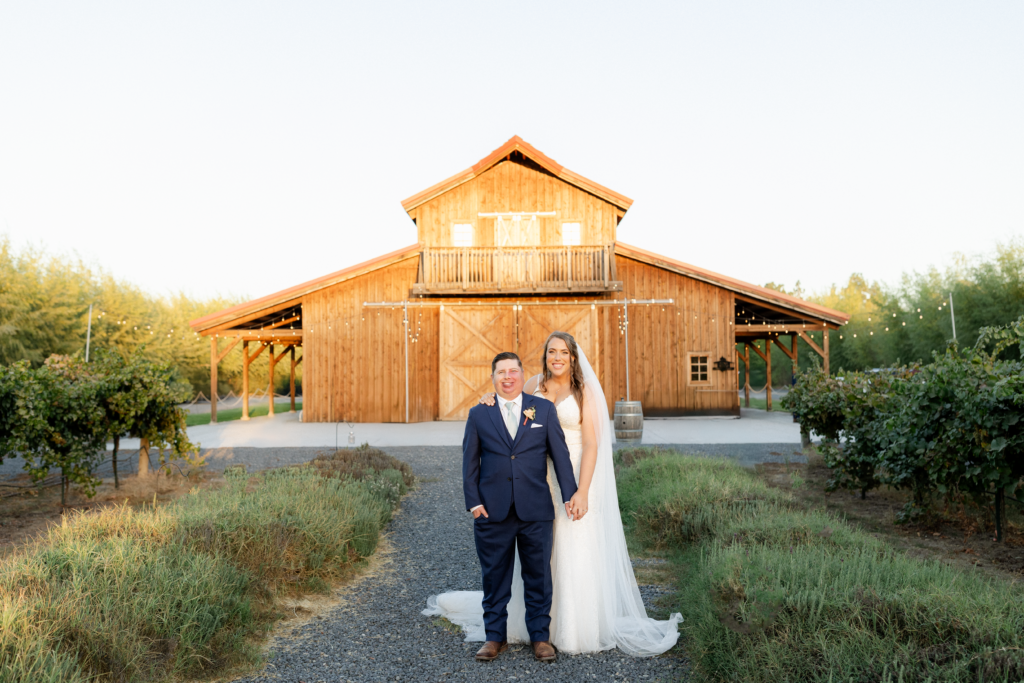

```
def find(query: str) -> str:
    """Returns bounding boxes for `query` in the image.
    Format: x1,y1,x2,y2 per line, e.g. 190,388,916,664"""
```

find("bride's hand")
568,490,589,521
479,392,496,406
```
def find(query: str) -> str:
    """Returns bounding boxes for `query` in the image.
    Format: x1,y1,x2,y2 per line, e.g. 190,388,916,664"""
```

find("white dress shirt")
471,392,523,513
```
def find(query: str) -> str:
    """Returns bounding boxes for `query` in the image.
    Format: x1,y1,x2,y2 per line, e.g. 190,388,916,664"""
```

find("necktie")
505,401,518,439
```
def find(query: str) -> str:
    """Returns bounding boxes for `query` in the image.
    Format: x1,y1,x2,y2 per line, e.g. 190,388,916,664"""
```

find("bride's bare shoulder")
524,374,543,395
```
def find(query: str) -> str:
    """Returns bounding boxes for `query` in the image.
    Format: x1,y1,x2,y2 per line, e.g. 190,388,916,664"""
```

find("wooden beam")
245,343,268,363
242,341,250,421
791,334,799,383
797,330,826,359
748,340,768,363
215,329,303,341
215,337,242,364
824,329,830,375
765,340,773,412
736,323,831,334
738,344,751,408
200,298,303,336
262,315,300,332
268,344,276,418
772,336,796,360
289,346,296,413
210,337,218,424
735,295,839,328
294,356,303,367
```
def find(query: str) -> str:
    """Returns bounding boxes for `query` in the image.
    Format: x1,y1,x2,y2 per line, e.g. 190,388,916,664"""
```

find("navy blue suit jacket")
462,393,579,523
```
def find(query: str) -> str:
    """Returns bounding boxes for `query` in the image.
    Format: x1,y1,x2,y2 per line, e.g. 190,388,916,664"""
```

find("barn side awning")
614,242,849,327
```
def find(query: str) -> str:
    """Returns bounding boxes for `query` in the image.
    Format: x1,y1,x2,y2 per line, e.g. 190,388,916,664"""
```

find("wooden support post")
242,341,250,421
765,340,772,412
742,344,751,407
824,329,830,375
791,334,799,385
138,437,150,478
210,337,218,424
268,343,275,417
289,346,296,412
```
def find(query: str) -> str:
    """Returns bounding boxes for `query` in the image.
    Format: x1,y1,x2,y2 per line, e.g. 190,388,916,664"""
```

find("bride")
423,331,682,657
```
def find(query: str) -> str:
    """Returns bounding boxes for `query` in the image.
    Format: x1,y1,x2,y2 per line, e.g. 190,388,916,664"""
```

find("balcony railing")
413,245,621,294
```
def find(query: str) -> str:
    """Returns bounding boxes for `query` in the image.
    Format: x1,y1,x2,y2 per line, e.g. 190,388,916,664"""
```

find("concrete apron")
110,408,807,450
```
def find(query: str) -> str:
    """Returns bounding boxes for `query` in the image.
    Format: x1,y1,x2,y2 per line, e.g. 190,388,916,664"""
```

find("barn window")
688,353,710,385
561,222,581,246
452,223,473,247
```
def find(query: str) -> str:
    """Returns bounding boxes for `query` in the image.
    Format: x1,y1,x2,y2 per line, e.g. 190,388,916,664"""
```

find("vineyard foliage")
0,350,199,500
783,316,1024,527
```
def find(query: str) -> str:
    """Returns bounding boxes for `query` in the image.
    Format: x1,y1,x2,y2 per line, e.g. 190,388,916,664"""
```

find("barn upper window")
688,353,710,385
561,222,581,246
452,223,473,247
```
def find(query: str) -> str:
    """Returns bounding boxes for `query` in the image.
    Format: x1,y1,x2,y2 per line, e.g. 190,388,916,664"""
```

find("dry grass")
0,452,411,682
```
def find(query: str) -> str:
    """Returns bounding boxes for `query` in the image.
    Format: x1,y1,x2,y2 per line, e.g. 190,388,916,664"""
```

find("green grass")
615,447,1024,683
0,445,409,682
186,400,302,426
740,397,791,412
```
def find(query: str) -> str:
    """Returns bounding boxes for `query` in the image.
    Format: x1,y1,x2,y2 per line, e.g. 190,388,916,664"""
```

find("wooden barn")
190,136,849,423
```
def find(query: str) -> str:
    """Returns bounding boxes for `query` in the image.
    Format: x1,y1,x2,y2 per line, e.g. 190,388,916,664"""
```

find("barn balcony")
413,245,622,295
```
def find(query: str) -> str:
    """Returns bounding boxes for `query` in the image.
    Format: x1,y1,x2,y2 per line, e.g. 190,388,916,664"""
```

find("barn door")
516,305,599,383
439,305,517,420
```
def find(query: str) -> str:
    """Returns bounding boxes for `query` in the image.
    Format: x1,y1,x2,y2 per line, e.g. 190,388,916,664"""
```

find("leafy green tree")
4,356,108,505
93,348,201,483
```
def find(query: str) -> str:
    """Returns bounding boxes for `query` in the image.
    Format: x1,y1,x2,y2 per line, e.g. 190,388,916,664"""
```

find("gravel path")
233,446,688,683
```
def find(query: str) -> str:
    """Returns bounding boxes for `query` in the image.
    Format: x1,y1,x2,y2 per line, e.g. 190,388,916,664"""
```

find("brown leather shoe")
532,640,557,662
474,640,508,662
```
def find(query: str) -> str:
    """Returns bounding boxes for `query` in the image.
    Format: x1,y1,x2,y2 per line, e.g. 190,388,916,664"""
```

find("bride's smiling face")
545,338,572,378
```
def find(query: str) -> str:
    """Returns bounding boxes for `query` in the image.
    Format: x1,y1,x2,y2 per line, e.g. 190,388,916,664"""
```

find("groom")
463,351,578,663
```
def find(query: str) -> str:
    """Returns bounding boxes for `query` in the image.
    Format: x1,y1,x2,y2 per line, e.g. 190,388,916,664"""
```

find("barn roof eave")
399,135,634,213
188,243,423,333
615,242,851,326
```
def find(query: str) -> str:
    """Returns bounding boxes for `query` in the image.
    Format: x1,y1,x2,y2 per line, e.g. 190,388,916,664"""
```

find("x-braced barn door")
439,306,517,420
439,304,598,420
517,305,598,383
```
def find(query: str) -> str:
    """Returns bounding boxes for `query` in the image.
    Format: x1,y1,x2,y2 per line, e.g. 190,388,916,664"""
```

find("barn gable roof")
188,244,422,333
190,242,849,334
400,136,634,213
615,242,850,326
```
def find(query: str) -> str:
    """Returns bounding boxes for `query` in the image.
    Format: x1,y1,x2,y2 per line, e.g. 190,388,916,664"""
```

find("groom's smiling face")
492,359,525,401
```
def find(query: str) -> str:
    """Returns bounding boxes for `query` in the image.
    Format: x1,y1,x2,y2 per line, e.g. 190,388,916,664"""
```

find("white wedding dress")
423,348,682,657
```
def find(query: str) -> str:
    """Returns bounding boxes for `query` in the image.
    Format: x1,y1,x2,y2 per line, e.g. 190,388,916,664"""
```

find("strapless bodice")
535,390,583,447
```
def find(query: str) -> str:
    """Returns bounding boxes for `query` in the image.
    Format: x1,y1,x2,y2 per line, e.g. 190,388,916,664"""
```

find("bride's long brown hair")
539,331,585,422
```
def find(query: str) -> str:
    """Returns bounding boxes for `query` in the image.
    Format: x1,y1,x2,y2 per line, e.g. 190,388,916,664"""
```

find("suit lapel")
510,394,534,453
487,400,514,450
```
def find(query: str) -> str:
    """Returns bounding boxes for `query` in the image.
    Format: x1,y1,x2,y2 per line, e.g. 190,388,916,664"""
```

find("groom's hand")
472,505,489,519
564,502,573,519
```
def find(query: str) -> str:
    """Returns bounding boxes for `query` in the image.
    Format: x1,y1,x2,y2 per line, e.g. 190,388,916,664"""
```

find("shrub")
310,443,415,491
616,453,791,548
616,450,1024,682
0,461,408,682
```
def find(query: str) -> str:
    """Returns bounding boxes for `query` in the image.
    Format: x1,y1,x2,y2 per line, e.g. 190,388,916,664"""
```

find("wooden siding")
300,254,737,423
302,257,439,423
408,158,622,249
598,256,739,417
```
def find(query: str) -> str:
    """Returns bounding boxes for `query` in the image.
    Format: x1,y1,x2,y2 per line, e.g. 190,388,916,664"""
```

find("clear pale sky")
1,2,1021,302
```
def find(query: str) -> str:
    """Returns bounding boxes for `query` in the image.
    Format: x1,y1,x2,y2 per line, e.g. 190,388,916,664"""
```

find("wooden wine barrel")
614,400,644,444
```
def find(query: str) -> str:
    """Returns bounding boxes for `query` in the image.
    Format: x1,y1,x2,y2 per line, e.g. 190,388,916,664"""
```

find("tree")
8,356,108,506
93,348,201,482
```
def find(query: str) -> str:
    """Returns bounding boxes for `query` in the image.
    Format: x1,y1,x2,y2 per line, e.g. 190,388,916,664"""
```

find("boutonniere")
522,407,537,426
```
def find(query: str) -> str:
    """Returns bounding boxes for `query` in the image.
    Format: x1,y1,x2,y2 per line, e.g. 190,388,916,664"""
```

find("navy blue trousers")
473,502,554,643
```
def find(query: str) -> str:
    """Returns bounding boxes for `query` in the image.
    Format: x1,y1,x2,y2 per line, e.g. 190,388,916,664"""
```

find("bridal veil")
423,346,682,657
